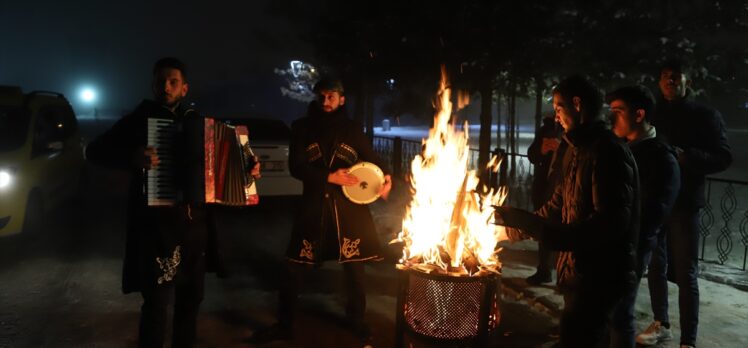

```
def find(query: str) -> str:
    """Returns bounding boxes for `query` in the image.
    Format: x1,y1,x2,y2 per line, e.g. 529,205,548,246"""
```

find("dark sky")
0,0,314,122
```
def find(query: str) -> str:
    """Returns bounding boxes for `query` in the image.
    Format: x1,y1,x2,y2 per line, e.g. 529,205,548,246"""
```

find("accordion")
145,116,259,207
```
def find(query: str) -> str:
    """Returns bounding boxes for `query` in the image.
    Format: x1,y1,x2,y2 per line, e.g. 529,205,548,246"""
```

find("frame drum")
342,162,384,204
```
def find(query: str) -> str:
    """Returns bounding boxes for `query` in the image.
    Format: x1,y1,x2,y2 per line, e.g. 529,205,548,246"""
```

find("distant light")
386,78,396,90
0,171,11,189
80,88,96,103
290,60,303,78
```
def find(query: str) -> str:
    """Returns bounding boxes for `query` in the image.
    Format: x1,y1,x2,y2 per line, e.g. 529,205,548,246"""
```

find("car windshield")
230,118,291,143
0,106,29,152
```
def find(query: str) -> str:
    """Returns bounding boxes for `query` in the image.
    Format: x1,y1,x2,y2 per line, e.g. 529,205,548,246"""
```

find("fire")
394,67,508,276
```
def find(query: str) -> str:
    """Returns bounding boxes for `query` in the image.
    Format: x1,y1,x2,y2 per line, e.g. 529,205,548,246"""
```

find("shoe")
247,323,293,344
680,345,695,348
636,321,672,345
526,270,552,285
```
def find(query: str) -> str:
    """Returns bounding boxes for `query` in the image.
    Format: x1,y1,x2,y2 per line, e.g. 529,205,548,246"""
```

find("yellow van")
0,86,84,236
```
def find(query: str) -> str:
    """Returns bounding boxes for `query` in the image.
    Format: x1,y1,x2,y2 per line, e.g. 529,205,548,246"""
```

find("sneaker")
636,321,672,345
526,270,552,285
247,323,293,344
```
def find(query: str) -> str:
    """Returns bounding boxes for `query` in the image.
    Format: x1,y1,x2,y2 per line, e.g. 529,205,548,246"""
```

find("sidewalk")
497,239,748,348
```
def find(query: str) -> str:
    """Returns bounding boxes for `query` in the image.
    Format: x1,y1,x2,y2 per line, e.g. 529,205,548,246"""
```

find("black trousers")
559,281,623,348
138,207,207,348
536,241,556,274
278,261,367,330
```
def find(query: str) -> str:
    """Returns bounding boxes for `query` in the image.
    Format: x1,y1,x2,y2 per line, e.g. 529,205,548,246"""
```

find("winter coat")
536,121,640,293
629,133,680,274
86,100,223,293
286,103,389,264
653,93,732,212
527,116,565,209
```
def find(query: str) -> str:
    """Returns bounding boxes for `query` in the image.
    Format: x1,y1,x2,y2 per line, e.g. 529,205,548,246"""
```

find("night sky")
3,1,747,128
0,0,313,122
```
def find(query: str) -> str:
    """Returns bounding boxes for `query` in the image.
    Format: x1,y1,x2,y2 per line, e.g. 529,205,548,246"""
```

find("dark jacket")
653,92,732,211
527,117,564,209
287,103,388,264
536,121,640,292
629,133,680,274
86,100,221,293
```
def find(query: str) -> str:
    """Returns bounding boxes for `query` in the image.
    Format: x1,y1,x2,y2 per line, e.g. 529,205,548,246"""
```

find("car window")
59,104,79,138
0,105,30,152
32,106,65,156
229,119,290,143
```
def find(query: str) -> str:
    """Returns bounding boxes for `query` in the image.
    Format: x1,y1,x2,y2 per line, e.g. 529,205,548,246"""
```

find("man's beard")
322,105,338,113
158,94,183,108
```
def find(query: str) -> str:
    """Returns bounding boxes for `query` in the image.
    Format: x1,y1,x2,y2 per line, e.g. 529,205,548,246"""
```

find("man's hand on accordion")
136,146,160,170
250,159,261,179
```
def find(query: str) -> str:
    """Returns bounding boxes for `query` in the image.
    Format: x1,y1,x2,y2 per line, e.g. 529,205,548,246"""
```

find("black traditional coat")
287,104,389,264
86,99,222,293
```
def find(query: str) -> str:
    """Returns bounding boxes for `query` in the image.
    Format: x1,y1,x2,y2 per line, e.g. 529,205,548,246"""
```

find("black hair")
605,85,656,122
313,77,344,95
153,57,188,82
660,58,692,77
553,75,603,122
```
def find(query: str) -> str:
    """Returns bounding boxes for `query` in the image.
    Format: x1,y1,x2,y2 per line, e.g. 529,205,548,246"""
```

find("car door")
31,104,69,208
58,104,83,195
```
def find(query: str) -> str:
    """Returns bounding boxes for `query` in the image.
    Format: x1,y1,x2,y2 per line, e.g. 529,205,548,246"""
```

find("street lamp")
79,87,97,118
80,88,96,103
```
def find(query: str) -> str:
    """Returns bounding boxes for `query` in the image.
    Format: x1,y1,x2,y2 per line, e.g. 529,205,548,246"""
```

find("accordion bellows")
204,118,258,206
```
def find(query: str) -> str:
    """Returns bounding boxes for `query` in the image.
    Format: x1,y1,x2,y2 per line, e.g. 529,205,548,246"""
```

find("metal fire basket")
395,268,500,347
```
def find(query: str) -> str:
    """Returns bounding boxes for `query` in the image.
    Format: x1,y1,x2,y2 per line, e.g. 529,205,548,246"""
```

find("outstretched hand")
250,158,261,179
494,206,544,240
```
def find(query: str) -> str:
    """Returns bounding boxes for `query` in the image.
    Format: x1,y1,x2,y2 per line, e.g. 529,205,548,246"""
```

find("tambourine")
342,162,385,204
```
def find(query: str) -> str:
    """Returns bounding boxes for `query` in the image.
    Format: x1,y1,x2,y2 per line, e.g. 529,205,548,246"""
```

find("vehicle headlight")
0,169,14,189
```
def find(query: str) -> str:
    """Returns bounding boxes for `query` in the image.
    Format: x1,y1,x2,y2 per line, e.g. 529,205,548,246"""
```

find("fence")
373,136,534,209
373,135,748,272
699,178,748,271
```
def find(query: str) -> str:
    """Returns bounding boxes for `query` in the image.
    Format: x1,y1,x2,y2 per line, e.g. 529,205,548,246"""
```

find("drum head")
342,162,384,204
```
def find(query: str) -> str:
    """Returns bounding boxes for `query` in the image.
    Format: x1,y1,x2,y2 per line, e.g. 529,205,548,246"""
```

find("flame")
456,89,470,111
395,67,507,276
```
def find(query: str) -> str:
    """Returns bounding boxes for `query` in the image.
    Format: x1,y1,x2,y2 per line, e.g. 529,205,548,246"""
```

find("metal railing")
699,178,748,271
373,135,748,272
372,135,534,210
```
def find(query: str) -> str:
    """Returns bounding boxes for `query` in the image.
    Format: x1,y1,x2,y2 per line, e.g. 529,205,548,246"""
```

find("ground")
0,160,747,347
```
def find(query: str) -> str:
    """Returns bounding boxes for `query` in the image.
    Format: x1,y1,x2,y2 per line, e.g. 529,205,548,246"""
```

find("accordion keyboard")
146,117,178,206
